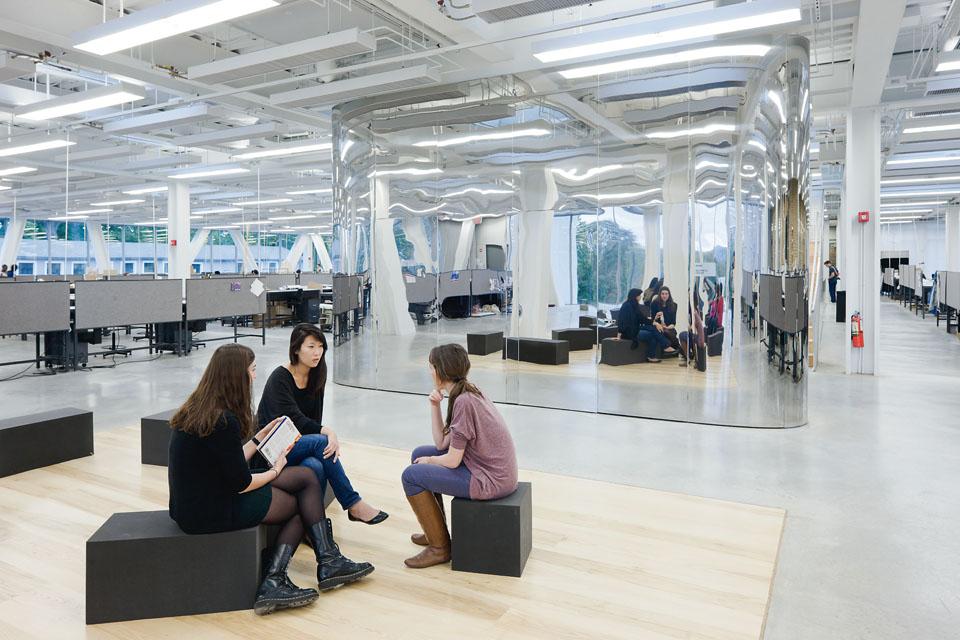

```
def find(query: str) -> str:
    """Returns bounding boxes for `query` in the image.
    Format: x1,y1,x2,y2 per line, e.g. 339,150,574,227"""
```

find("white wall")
880,219,946,273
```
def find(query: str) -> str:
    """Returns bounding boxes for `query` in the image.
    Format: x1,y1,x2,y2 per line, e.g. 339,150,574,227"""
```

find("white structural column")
946,206,960,271
281,234,311,272
842,107,881,375
228,230,258,273
550,215,576,306
167,182,192,280
642,211,661,288
371,176,414,335
511,166,558,338
86,222,111,274
662,149,690,332
310,234,333,271
402,217,433,269
189,229,210,261
0,217,26,268
452,219,476,270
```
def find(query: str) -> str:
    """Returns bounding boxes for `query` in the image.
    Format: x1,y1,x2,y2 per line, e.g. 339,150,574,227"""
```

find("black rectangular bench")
578,315,595,328
451,482,532,577
551,328,594,351
141,409,176,467
600,337,653,365
0,408,93,478
502,337,569,365
86,510,279,624
707,328,724,356
467,331,503,356
591,324,619,343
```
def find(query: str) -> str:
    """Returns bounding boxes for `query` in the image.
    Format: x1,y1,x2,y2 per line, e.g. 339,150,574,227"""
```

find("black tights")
261,466,326,547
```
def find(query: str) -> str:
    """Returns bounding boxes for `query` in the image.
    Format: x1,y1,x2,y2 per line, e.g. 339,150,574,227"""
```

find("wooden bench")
451,482,532,577
466,331,503,356
86,510,278,624
551,328,594,351
0,408,93,478
502,337,569,365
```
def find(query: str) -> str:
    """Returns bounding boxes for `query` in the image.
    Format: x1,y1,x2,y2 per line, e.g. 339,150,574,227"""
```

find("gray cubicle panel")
741,269,755,306
300,272,333,288
405,274,437,304
782,276,807,332
438,271,471,301
75,280,183,330
186,277,267,321
470,269,499,294
946,271,960,308
260,274,297,290
13,276,36,282
332,275,361,314
883,268,894,286
758,274,785,328
0,282,71,336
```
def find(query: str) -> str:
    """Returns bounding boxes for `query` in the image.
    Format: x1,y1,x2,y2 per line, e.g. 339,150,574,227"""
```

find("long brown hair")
429,343,481,434
170,343,256,439
289,323,327,395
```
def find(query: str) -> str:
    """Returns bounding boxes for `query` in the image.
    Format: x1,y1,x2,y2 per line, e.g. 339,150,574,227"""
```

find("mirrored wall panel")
330,34,810,428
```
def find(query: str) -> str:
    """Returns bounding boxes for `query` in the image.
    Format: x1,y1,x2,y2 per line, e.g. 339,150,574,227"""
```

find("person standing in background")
825,260,840,303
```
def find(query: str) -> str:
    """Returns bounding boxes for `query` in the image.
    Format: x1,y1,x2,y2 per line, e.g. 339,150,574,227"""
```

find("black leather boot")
306,518,375,591
254,544,319,615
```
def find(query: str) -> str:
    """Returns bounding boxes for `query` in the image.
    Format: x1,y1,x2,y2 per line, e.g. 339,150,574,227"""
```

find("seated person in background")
651,286,681,352
169,344,373,616
705,282,724,335
257,323,387,525
641,277,661,305
617,288,675,363
401,344,518,569
679,288,707,369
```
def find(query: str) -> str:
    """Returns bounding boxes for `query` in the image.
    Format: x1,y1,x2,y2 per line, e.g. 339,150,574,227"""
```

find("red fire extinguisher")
851,313,864,348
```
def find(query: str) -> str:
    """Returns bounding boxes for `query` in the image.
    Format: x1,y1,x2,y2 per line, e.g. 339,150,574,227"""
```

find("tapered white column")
452,219,476,270
229,230,258,273
402,217,433,270
371,176,414,335
281,234,311,272
189,229,210,261
551,215,576,306
642,211,661,288
842,107,881,375
86,222,111,274
511,167,558,338
310,234,333,271
167,182,192,280
0,217,26,269
947,206,960,271
662,149,690,332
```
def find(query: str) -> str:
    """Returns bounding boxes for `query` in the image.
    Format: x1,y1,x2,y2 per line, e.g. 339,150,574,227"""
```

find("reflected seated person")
650,286,681,352
617,288,676,363
400,343,518,569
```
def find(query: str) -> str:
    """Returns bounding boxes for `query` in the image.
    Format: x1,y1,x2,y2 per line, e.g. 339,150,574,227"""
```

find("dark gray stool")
467,331,503,356
0,408,93,478
707,328,724,356
141,409,176,467
86,510,278,624
451,482,532,577
503,337,569,365
600,337,651,365
591,324,619,343
578,315,595,328
551,328,594,351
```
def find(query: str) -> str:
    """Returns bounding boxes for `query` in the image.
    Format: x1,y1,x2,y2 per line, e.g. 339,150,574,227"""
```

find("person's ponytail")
443,378,481,434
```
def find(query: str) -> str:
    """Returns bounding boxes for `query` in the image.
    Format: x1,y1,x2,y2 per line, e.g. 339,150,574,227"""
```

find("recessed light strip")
559,45,771,80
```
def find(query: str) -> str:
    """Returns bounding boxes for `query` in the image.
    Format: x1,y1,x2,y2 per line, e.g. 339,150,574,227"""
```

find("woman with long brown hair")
400,343,518,569
257,323,387,525
168,344,374,616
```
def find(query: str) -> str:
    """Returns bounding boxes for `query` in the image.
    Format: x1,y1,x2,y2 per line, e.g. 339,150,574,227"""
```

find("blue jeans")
829,279,837,302
400,445,472,498
637,325,669,358
286,434,361,511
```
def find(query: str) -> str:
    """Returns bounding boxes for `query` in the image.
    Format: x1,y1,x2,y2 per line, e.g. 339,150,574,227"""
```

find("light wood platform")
0,427,784,639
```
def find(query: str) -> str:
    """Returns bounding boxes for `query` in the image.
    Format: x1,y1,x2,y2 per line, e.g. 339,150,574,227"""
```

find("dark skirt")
231,484,273,530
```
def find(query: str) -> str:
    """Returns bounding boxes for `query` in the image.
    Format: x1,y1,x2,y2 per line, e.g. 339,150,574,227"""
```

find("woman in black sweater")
257,324,387,525
168,344,373,616
650,286,681,351
617,288,674,362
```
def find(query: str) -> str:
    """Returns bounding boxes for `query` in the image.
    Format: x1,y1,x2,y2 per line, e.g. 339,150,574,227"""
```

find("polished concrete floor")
0,298,958,639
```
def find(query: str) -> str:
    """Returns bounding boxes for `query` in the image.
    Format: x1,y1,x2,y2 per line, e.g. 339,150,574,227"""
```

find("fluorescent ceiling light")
368,167,443,177
887,153,960,165
232,141,331,160
133,220,167,226
551,164,625,181
647,122,736,140
696,178,726,193
945,36,960,52
534,0,799,63
239,220,272,226
0,185,9,191
67,208,113,215
0,166,37,177
235,198,293,206
194,207,242,214
881,175,960,185
445,187,513,197
0,138,75,158
880,190,957,197
902,123,960,134
389,203,444,214
559,44,771,79
102,104,209,134
572,188,662,201
14,84,144,121
269,214,317,221
123,185,168,195
203,225,240,230
878,209,932,214
50,215,89,221
286,188,333,195
695,160,728,170
90,198,144,206
881,200,948,207
748,140,768,153
880,220,917,225
168,165,250,180
935,50,960,73
414,127,550,148
73,0,279,56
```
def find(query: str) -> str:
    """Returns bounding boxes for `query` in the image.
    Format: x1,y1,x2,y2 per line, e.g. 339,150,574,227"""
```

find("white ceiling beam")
850,0,908,107
172,123,280,147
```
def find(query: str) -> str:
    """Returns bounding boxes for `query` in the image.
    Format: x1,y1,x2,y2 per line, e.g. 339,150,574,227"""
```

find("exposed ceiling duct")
473,0,596,23
270,66,442,108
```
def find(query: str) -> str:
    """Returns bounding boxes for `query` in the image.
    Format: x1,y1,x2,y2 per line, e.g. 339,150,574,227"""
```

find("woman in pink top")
400,343,518,569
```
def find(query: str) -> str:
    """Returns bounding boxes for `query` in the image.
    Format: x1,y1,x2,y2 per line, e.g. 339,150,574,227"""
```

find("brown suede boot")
411,493,444,546
405,491,451,568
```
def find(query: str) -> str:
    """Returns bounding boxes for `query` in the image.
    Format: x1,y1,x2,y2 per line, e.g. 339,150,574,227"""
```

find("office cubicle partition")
185,278,267,321
74,280,183,330
0,282,71,336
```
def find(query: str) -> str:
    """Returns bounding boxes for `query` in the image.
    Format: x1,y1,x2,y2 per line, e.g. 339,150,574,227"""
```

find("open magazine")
257,416,301,464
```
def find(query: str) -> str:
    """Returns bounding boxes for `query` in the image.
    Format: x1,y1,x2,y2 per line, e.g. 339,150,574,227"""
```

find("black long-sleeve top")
617,300,653,339
650,299,677,326
256,366,324,435
168,411,253,534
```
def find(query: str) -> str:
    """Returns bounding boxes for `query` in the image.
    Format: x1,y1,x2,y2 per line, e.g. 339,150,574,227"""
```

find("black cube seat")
451,482,532,577
502,337,569,365
590,324,619,343
707,328,724,356
551,328,594,351
86,511,278,624
467,331,503,356
599,337,655,365
0,407,93,478
578,315,595,328
141,409,176,467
